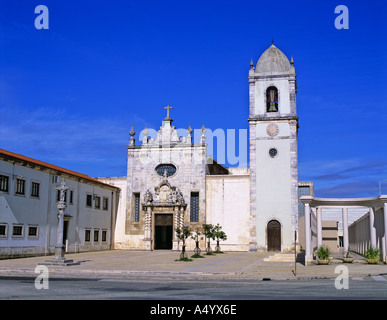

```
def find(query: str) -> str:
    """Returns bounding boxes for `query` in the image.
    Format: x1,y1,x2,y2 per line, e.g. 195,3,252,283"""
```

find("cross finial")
164,105,173,120
55,179,70,207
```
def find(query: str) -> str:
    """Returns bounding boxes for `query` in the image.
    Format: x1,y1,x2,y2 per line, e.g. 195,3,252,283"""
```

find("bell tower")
248,44,299,252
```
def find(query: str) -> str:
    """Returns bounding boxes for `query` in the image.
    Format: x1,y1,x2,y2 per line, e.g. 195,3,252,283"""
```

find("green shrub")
364,246,380,260
316,246,331,260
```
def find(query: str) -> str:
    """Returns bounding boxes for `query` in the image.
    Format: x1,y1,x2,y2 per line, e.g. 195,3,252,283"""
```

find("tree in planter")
213,224,227,253
316,245,331,264
191,228,204,258
202,224,215,255
175,225,192,261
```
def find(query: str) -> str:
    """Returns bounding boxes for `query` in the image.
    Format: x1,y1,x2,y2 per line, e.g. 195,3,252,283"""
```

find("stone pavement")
0,250,386,281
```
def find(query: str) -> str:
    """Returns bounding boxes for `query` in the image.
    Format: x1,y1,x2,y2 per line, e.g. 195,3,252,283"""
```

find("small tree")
316,245,331,261
175,225,192,260
213,224,227,253
202,224,215,255
191,228,203,258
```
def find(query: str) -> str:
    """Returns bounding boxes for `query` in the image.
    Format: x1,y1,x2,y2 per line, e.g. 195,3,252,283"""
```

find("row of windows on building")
0,174,109,211
0,223,39,239
0,174,41,198
84,228,108,243
0,223,109,244
86,194,109,210
56,191,109,210
55,191,109,210
132,192,200,222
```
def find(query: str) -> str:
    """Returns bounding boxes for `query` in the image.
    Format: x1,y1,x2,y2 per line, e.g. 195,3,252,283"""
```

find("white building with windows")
0,148,119,259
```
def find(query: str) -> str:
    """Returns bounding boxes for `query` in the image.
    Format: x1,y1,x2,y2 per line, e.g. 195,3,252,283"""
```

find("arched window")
266,86,279,112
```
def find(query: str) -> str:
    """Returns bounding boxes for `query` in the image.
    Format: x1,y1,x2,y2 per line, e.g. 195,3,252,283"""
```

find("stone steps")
264,253,297,262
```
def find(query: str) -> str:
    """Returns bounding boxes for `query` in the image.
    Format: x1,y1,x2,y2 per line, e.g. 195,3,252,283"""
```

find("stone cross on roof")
164,105,173,120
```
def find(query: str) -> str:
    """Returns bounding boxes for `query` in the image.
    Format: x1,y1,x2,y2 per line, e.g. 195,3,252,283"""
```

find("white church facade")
99,44,301,252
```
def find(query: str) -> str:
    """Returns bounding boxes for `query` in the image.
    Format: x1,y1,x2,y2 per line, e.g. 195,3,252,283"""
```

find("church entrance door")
154,214,173,250
267,220,281,251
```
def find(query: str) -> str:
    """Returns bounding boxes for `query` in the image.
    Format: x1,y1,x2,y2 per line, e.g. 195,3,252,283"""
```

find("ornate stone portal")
142,176,187,251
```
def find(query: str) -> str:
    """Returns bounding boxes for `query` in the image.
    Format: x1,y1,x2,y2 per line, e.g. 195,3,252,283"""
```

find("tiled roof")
0,148,119,189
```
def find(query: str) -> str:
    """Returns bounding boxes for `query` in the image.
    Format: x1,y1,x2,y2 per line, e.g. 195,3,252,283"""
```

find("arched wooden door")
267,220,281,251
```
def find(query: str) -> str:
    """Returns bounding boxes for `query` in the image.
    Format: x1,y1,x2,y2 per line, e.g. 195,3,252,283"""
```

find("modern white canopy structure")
300,195,387,265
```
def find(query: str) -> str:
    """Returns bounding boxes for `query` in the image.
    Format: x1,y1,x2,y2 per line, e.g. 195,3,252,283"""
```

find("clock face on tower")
266,123,279,137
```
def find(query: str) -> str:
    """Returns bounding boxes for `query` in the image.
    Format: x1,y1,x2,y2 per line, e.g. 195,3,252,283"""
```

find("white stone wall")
205,171,250,251
96,177,127,249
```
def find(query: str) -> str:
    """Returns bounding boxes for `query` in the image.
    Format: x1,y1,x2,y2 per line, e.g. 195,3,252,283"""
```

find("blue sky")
0,0,386,197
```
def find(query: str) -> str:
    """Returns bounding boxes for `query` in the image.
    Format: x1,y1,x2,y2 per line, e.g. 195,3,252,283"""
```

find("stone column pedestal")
143,238,152,251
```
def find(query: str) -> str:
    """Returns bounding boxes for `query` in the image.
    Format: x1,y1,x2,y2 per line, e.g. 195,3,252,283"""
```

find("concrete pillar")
369,207,377,248
304,202,312,265
316,207,322,248
342,207,348,253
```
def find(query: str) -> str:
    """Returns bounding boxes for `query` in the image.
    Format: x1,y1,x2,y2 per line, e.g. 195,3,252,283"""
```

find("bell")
268,102,278,112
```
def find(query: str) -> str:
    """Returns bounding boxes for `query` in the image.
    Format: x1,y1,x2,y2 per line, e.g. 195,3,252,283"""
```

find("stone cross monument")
54,180,69,260
39,179,78,266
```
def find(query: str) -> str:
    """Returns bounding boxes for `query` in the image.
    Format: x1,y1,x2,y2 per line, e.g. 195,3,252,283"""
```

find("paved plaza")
0,250,386,281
